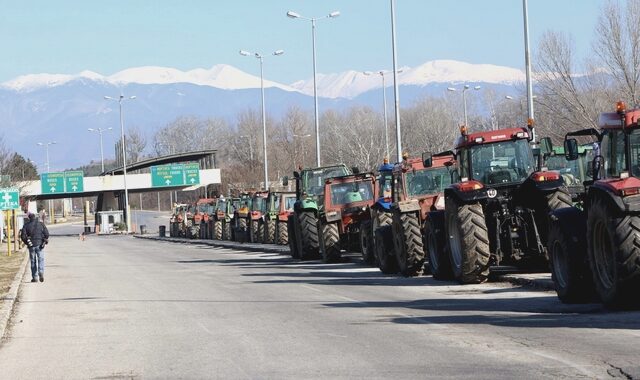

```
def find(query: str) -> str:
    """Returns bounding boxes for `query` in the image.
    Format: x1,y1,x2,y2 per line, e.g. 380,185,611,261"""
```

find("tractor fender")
373,199,392,212
549,206,587,246
444,186,487,204
392,199,420,213
294,199,318,214
588,184,640,213
527,173,566,193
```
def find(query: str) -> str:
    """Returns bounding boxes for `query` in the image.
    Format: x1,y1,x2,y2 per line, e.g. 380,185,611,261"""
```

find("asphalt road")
0,235,639,379
46,210,169,236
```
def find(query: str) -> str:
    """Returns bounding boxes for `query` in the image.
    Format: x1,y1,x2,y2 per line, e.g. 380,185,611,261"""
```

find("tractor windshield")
469,139,535,185
329,181,374,205
282,195,296,211
217,200,227,212
406,167,452,196
252,197,265,212
378,172,392,199
303,166,350,196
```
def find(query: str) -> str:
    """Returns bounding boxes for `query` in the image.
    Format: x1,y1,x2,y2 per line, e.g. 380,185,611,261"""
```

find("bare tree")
125,126,147,163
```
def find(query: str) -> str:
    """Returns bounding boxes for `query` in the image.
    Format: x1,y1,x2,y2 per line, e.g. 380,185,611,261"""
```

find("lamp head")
273,50,284,56
287,11,301,19
329,11,340,18
447,87,456,92
239,50,251,56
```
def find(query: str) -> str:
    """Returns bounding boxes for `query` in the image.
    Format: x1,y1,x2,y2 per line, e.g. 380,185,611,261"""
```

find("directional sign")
184,163,200,185
64,171,84,193
41,172,65,194
151,164,185,187
0,188,19,210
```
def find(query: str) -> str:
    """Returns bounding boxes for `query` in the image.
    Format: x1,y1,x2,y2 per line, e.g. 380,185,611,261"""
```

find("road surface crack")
606,362,634,379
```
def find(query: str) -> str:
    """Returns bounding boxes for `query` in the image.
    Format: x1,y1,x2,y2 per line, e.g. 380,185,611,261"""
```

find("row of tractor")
170,102,640,308
169,191,296,245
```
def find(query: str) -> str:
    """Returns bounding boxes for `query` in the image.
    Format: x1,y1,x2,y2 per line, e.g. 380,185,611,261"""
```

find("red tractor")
262,191,296,245
426,126,572,283
317,173,376,263
191,198,216,239
249,191,269,243
373,153,455,276
548,102,640,307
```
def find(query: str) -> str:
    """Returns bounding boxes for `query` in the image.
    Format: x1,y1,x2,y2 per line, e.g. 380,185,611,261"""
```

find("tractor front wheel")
278,221,289,245
424,217,453,280
287,217,300,258
222,220,232,241
249,220,259,243
213,221,223,240
319,221,341,263
445,197,490,284
393,211,425,277
298,211,320,260
375,225,398,274
588,197,640,307
548,221,594,303
359,221,375,265
257,220,265,244
264,219,276,244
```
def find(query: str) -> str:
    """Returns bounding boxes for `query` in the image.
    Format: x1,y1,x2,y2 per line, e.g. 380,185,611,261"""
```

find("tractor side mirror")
351,167,360,174
539,137,553,156
564,138,579,161
282,176,289,186
422,152,433,168
293,171,300,179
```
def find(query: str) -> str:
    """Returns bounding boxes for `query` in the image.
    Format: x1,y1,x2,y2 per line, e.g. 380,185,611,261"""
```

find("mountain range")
0,60,526,170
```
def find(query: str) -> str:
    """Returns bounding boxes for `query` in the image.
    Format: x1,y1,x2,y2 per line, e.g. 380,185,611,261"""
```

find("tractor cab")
374,158,394,212
545,144,594,200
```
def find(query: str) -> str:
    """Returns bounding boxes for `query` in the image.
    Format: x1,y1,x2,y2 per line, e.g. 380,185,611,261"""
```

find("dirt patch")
0,249,26,299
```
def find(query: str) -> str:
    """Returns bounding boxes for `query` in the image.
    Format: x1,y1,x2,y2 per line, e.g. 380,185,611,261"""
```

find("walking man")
21,213,49,283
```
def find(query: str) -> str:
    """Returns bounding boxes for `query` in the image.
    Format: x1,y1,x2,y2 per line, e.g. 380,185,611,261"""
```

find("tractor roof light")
515,131,528,139
474,137,484,143
616,101,626,114
527,118,535,129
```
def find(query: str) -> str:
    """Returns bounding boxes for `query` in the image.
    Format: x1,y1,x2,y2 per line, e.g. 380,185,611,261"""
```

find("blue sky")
0,0,602,84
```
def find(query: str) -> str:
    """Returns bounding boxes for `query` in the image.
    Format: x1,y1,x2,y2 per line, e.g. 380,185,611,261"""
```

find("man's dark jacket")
21,218,49,247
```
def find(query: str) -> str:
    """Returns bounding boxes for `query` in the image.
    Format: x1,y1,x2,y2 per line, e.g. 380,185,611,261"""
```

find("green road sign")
0,188,19,210
151,164,185,187
41,172,65,194
64,171,84,193
184,163,200,185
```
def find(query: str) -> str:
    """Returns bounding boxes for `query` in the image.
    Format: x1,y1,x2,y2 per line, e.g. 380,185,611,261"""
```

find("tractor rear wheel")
265,219,276,244
375,225,398,274
249,220,259,243
287,217,299,258
213,221,223,240
278,221,289,245
588,197,640,307
424,217,453,280
548,221,594,303
539,188,573,248
319,221,341,263
190,225,200,239
446,197,490,284
359,221,375,265
298,211,319,260
393,211,425,277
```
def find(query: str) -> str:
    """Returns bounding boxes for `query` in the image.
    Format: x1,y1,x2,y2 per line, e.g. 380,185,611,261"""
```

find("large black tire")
319,221,341,263
424,217,453,280
393,211,425,277
298,211,319,260
538,188,573,248
213,220,223,240
238,218,248,242
265,219,276,244
548,220,594,303
257,220,265,244
190,225,200,239
222,220,232,241
375,225,398,274
360,220,375,265
372,210,392,266
287,217,298,258
587,197,640,307
278,221,289,245
446,197,490,284
249,220,259,243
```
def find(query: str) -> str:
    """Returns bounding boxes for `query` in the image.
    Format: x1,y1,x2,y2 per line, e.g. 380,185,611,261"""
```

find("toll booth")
96,210,124,234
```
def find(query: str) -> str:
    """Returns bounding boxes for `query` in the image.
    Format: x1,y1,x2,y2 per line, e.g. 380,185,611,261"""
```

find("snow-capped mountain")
2,64,295,93
291,60,526,99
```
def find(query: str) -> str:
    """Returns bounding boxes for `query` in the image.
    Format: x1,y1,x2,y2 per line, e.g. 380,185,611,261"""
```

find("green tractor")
285,164,351,260
544,144,594,202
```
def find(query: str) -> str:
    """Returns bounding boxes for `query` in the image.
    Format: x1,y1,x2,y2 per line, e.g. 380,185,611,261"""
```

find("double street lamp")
36,141,56,173
104,94,136,234
87,127,112,173
363,69,403,158
447,85,481,127
287,9,340,167
239,49,284,188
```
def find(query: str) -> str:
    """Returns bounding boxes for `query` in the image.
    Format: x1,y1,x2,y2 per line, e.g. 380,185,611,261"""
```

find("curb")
133,235,290,255
0,248,29,339
496,274,555,291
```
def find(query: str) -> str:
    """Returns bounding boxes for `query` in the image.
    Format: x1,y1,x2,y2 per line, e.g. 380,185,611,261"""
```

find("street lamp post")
363,69,403,158
447,85,481,127
390,0,403,163
522,0,536,142
239,49,284,189
104,94,136,234
87,127,112,173
287,10,340,167
36,141,56,223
